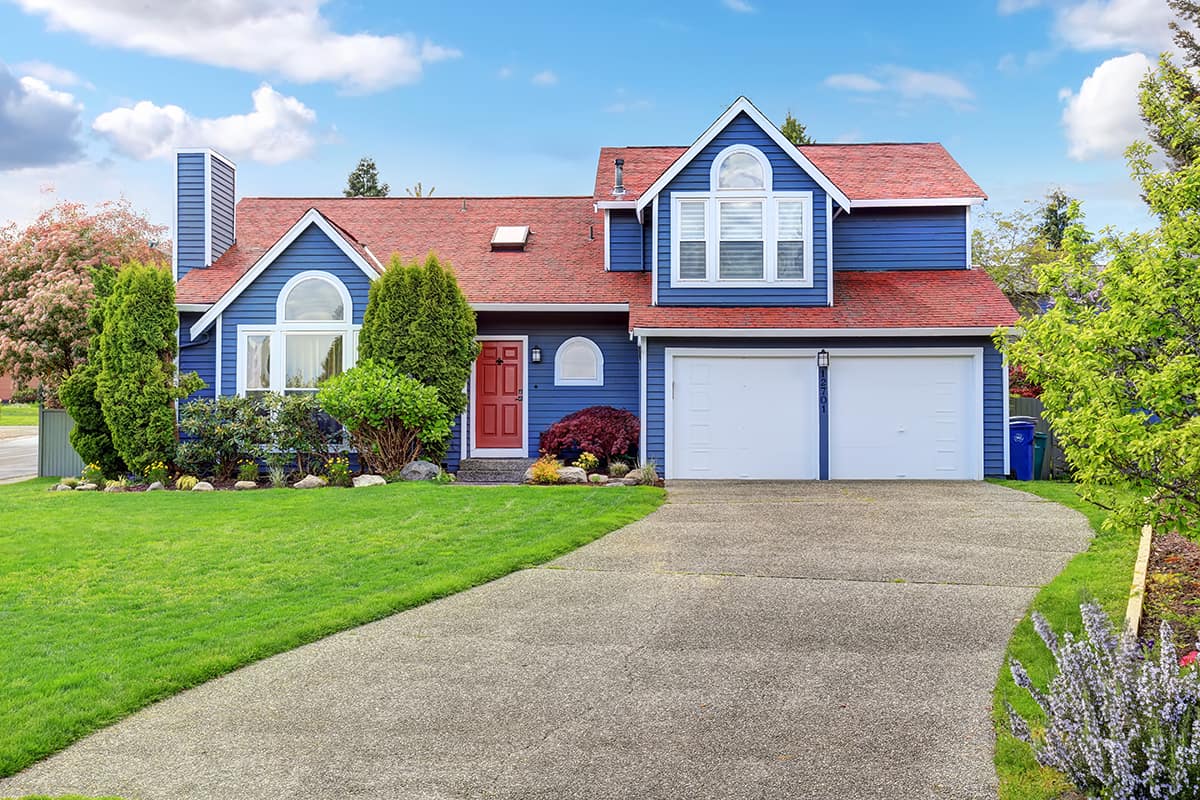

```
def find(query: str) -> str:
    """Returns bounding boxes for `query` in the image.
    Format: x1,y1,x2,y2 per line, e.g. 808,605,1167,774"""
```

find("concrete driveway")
0,481,1092,799
0,426,37,482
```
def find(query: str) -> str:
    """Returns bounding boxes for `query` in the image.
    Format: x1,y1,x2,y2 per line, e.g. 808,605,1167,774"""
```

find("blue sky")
0,0,1178,234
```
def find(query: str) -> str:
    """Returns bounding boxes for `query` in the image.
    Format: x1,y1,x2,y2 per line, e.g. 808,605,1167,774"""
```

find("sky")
0,0,1181,235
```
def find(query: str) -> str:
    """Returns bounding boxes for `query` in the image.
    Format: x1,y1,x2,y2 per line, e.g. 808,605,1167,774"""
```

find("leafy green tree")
359,253,479,459
343,156,389,197
1136,1,1200,171
780,111,813,146
95,261,203,474
973,205,1057,314
1036,188,1073,250
59,263,124,477
405,181,435,197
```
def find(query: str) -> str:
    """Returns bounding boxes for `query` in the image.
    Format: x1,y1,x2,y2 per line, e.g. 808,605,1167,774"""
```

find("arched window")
238,271,359,397
717,150,766,190
554,337,604,386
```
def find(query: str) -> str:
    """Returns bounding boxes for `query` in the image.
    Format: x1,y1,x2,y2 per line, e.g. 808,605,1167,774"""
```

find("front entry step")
456,457,535,485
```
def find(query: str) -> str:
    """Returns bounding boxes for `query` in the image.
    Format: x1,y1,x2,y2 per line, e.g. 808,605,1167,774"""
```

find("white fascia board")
595,200,637,210
190,208,378,339
603,209,611,271
203,151,212,267
634,96,852,215
471,302,629,312
852,197,986,208
176,303,213,312
631,326,999,338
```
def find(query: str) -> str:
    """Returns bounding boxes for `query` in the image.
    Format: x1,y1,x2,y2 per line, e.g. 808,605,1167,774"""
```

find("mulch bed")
1141,530,1200,651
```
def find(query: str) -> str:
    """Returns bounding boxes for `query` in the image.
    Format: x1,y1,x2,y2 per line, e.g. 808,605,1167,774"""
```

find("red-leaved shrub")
539,406,639,461
1009,364,1043,398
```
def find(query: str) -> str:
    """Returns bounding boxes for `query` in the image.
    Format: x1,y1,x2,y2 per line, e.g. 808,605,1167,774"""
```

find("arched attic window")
238,271,359,397
554,336,604,386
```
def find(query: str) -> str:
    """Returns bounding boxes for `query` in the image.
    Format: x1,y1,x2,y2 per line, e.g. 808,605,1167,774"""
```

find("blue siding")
834,207,968,270
641,216,652,271
178,311,216,402
608,210,644,271
657,112,832,306
645,336,1005,478
210,156,236,263
218,223,373,396
176,152,206,280
447,313,639,472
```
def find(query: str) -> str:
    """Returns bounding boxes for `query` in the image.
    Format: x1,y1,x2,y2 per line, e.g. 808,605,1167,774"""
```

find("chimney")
174,149,236,281
613,158,626,196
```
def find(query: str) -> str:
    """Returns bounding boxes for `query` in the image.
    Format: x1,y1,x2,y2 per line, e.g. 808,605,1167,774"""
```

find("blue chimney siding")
607,210,645,271
833,207,968,270
210,155,236,264
175,153,206,280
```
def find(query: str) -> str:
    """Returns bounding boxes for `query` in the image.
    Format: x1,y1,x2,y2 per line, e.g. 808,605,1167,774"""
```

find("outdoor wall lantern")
817,349,830,368
530,345,542,363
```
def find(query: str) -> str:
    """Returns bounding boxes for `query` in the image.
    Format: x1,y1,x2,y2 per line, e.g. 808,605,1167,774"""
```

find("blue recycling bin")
1010,416,1037,480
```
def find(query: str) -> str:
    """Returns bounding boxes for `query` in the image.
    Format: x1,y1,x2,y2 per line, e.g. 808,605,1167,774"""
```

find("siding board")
608,210,644,271
833,207,967,270
176,153,206,280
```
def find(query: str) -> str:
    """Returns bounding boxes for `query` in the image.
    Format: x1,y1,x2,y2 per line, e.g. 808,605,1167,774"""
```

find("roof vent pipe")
613,158,626,196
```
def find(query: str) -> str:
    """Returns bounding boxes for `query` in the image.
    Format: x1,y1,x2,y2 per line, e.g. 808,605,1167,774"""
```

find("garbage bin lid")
1010,416,1038,424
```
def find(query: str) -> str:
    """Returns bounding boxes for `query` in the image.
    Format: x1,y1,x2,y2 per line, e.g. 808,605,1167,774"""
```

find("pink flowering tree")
0,200,168,405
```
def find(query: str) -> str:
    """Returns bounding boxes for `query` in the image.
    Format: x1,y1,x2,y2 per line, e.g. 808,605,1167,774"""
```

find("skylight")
491,225,529,249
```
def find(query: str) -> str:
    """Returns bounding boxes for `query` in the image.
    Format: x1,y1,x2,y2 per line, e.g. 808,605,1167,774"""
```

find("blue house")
175,97,1017,480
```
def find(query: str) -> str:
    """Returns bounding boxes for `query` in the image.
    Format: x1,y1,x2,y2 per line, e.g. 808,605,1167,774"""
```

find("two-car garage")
667,348,984,480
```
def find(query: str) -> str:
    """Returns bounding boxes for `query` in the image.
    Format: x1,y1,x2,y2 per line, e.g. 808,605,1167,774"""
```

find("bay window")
670,144,814,287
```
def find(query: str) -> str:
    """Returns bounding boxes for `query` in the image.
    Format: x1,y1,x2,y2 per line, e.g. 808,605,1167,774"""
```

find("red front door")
475,340,523,450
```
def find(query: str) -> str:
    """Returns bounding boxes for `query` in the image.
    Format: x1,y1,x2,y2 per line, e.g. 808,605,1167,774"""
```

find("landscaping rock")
234,480,257,491
76,483,98,491
191,481,215,492
624,469,644,485
146,481,164,492
353,474,387,488
557,466,587,484
103,484,125,493
53,483,74,492
293,474,326,490
522,466,535,484
588,474,607,485
400,461,441,482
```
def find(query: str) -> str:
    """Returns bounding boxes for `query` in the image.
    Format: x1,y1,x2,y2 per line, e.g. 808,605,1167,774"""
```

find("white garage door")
829,353,979,479
670,354,818,479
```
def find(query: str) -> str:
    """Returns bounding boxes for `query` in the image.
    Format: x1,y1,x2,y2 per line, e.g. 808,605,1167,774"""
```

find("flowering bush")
325,456,352,487
177,395,268,479
236,459,259,483
174,475,198,491
539,406,639,463
144,461,169,486
574,451,600,473
529,454,561,485
1007,603,1200,798
80,462,105,485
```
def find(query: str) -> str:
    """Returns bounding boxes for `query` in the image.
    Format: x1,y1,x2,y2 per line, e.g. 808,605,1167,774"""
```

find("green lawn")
0,404,36,426
0,479,664,778
989,479,1142,800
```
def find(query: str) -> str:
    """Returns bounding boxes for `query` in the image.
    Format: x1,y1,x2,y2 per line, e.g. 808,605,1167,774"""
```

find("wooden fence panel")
1009,396,1068,479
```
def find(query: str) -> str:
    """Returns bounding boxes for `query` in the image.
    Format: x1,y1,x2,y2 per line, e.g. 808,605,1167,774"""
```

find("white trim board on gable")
190,208,379,339
635,97,853,219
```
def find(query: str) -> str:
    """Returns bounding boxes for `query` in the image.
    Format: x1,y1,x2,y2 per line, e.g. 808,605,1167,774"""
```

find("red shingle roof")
629,270,1017,331
590,143,984,204
176,196,648,306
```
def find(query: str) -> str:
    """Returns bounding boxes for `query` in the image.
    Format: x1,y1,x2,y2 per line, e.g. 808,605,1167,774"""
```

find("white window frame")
235,271,360,396
554,336,605,386
670,145,814,289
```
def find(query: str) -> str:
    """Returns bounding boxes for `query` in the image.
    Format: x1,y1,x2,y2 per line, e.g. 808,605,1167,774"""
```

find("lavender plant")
1007,603,1200,798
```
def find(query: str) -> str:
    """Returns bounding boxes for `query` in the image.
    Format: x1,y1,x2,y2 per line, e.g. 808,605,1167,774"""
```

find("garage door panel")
671,355,817,480
829,355,975,480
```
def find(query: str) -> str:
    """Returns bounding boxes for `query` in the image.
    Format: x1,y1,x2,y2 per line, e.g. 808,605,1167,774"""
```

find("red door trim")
472,337,526,455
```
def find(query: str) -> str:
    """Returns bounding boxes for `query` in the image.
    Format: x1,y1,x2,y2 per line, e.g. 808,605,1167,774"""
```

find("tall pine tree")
344,157,390,197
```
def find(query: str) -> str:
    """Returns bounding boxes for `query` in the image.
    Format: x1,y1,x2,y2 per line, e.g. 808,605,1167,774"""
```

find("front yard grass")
989,479,1142,800
0,404,36,426
0,479,664,778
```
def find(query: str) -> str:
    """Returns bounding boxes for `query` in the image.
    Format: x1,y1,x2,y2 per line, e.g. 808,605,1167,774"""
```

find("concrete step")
456,457,535,485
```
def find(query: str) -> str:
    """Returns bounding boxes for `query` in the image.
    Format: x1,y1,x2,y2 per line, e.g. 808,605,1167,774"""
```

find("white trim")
275,270,354,324
234,322,360,396
175,303,212,312
1002,354,1011,476
651,196,659,306
469,335,530,458
190,208,378,338
603,209,611,271
663,347,822,480
825,198,833,306
632,326,1000,338
470,302,628,312
215,315,222,396
595,201,636,210
553,336,604,386
824,347,985,481
710,144,773,189
852,197,985,208
669,190,815,288
363,244,384,272
177,147,237,172
965,206,973,269
203,151,212,267
638,336,647,465
636,97,852,214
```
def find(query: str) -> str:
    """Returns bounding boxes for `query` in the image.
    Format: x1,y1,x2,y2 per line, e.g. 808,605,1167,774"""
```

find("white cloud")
531,70,558,86
13,60,89,88
1061,52,1153,159
722,0,755,12
1055,0,1174,52
0,62,84,170
825,66,973,107
824,73,885,92
12,0,460,93
93,84,319,164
